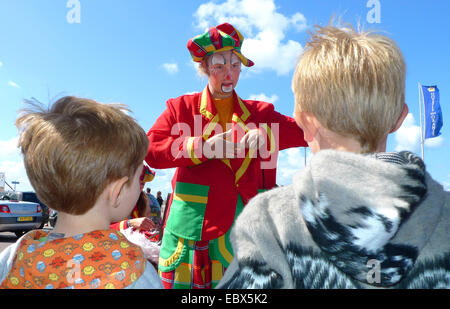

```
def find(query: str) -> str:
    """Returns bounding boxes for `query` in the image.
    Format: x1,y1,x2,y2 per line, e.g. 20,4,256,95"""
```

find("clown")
145,23,308,289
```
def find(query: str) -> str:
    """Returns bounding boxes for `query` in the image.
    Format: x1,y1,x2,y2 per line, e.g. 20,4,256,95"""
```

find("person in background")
146,188,159,209
156,191,164,207
145,188,161,225
145,22,307,289
217,22,450,289
0,96,163,289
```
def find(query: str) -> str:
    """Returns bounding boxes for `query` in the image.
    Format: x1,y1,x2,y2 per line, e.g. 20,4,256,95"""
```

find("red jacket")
145,87,307,241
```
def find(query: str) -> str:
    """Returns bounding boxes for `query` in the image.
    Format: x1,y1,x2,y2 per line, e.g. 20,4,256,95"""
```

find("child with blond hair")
218,23,450,289
0,96,163,289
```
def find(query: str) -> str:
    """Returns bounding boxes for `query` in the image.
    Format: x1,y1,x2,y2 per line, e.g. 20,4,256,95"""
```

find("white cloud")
424,135,444,148
291,12,308,32
248,93,278,103
144,168,176,198
285,147,302,166
162,63,179,75
0,137,20,158
0,136,33,192
193,0,307,75
443,175,450,191
394,113,421,153
276,147,309,186
8,80,20,88
394,113,444,153
0,61,3,68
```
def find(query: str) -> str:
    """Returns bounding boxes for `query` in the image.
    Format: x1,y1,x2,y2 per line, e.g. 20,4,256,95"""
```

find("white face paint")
222,84,234,93
211,53,226,66
231,53,240,65
206,50,242,99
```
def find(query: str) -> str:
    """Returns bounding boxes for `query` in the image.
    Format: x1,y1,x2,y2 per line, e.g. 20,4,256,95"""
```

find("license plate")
17,217,33,222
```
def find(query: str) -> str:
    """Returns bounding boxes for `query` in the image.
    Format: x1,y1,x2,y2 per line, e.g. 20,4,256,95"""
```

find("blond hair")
292,23,406,153
16,96,149,215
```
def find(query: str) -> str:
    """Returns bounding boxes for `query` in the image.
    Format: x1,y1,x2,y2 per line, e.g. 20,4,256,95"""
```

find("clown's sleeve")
145,98,209,169
110,220,130,232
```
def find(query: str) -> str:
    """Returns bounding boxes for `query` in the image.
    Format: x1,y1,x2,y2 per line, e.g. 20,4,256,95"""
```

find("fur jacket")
217,150,450,289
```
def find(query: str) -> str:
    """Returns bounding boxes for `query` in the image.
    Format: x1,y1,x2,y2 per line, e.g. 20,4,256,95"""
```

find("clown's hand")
204,129,243,159
239,128,266,150
128,217,155,231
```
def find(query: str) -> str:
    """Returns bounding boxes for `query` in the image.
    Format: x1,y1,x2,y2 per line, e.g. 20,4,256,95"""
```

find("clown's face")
206,50,241,99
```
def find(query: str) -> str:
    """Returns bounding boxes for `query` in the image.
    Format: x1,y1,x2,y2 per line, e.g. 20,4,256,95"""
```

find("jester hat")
187,22,254,67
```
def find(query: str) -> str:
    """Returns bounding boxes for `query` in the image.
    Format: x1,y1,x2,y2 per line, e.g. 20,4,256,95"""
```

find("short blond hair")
292,24,406,153
16,96,149,215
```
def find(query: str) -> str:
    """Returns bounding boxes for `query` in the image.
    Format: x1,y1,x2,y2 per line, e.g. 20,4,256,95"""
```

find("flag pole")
304,147,307,167
418,82,425,160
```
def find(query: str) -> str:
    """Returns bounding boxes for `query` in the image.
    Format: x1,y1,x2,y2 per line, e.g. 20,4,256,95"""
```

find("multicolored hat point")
140,165,155,183
187,22,254,67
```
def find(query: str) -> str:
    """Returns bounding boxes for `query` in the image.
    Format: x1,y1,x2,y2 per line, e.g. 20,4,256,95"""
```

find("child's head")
292,23,406,153
16,96,149,215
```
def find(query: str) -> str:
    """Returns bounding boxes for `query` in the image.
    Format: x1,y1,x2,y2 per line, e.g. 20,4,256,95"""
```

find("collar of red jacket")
199,85,251,124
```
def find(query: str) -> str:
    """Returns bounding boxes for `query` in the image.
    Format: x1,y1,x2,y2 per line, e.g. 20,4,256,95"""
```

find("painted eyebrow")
231,54,240,65
211,54,226,65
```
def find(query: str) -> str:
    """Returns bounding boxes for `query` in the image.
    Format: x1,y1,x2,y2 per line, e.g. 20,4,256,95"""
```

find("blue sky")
1,0,449,197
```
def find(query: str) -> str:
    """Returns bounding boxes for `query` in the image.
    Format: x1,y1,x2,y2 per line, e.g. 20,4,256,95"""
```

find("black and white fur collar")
296,151,427,286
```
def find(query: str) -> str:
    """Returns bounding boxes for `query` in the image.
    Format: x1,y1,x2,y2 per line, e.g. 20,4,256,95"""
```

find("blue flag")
422,85,443,139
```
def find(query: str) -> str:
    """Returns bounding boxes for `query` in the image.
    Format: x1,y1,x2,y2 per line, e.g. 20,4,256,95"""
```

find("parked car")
17,191,50,228
0,192,43,238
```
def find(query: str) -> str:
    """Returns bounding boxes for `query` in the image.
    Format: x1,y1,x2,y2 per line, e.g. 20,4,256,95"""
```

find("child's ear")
294,110,320,143
390,103,409,133
108,176,129,208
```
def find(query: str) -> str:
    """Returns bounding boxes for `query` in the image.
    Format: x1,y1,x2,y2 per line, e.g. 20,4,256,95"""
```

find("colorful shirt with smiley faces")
0,229,162,289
